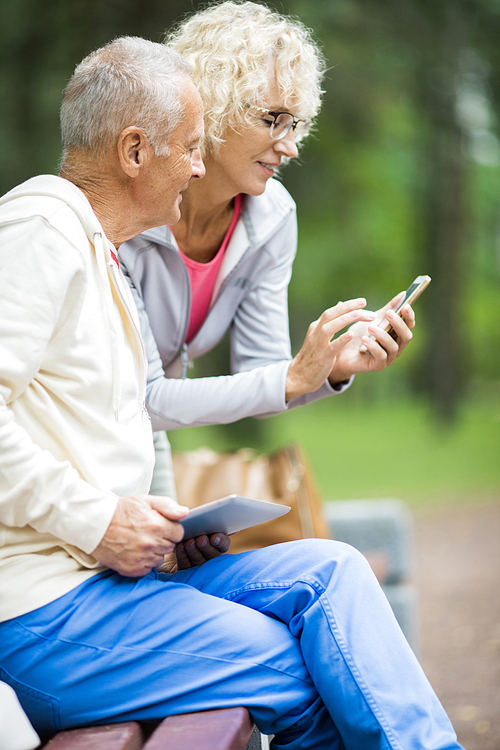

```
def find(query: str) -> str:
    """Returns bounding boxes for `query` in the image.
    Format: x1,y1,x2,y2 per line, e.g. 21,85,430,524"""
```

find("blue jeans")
0,540,463,749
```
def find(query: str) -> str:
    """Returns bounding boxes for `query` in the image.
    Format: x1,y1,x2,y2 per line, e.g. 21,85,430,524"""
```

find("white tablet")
180,494,291,539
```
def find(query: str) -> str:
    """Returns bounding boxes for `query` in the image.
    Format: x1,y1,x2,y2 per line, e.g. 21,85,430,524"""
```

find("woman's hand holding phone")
285,276,428,400
328,275,430,384
359,275,430,349
285,298,377,401
327,296,414,383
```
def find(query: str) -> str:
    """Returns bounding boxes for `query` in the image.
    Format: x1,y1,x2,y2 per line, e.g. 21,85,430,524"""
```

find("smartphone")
379,274,431,334
360,274,431,350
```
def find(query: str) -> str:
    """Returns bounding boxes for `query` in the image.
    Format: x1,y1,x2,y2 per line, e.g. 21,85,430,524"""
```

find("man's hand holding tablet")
180,494,291,539
158,495,290,574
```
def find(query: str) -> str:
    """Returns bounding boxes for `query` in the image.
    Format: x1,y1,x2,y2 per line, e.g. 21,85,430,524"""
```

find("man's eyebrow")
189,129,204,147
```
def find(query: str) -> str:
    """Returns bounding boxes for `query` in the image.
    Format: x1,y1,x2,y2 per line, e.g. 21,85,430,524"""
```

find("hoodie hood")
0,174,104,243
0,174,144,420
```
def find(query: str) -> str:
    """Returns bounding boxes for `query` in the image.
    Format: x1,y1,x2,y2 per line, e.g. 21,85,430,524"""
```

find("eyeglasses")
253,106,312,142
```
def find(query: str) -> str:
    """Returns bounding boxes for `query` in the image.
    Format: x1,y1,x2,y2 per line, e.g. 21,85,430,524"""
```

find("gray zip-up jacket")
119,179,350,431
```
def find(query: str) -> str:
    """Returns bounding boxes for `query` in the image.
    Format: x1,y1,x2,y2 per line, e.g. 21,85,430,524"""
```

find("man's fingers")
183,537,210,565
174,542,193,570
91,494,191,578
111,553,166,578
180,533,232,566
148,495,189,520
147,497,189,543
209,532,231,554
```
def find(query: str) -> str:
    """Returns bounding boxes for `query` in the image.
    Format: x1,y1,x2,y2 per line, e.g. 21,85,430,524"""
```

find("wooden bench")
39,707,261,750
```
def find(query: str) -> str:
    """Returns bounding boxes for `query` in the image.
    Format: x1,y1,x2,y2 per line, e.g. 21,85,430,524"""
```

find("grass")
168,391,500,508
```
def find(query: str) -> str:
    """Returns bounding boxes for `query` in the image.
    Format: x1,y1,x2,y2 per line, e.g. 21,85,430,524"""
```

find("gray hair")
60,36,192,159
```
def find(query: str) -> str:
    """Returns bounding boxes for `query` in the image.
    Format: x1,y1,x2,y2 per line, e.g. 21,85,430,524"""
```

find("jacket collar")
138,223,175,246
137,179,294,250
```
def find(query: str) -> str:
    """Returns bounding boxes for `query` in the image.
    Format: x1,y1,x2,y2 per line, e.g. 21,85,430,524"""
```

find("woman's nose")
274,128,299,159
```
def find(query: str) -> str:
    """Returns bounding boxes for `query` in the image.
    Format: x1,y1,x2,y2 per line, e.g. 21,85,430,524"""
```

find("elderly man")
0,36,463,750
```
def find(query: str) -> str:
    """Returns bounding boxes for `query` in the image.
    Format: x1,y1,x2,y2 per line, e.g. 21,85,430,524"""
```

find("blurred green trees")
282,0,500,420
1,0,499,422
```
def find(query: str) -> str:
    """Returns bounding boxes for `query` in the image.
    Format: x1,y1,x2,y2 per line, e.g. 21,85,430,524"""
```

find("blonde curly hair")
166,1,326,153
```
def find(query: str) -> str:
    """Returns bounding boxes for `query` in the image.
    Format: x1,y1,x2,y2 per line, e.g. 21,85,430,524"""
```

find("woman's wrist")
328,376,349,391
285,361,302,402
328,364,351,390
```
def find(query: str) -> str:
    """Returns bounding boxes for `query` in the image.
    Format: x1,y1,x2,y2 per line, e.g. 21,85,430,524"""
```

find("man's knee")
247,538,374,590
278,537,372,571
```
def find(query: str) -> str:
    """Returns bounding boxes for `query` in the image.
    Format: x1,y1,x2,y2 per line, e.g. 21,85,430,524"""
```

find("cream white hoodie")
0,175,155,621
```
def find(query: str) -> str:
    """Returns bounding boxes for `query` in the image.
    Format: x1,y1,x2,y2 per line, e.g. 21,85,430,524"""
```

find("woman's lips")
258,161,279,176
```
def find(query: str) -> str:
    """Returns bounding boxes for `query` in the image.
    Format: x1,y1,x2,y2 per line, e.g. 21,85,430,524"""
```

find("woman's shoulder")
247,178,296,212
266,177,296,204
236,180,297,264
242,179,296,238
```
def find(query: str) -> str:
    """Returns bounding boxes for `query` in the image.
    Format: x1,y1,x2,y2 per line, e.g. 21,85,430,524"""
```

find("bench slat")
143,708,254,750
42,722,144,750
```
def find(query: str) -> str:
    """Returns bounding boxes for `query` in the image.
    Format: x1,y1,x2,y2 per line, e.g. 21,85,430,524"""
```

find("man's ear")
117,127,151,178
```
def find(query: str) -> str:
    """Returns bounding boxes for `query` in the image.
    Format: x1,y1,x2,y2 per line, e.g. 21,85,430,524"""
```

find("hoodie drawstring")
94,232,122,421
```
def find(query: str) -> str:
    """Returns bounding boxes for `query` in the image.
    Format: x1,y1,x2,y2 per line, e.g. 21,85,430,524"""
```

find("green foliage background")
1,0,499,503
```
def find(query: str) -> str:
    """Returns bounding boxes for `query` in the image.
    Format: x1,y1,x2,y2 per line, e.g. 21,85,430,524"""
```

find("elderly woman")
120,0,415,497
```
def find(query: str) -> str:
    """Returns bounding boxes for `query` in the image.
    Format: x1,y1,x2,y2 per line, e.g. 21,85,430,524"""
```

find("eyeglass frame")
251,106,312,141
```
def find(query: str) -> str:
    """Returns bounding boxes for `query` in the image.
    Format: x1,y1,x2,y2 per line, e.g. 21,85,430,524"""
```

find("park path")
413,499,500,750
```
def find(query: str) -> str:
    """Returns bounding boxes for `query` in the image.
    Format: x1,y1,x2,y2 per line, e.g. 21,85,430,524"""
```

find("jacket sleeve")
138,212,350,430
131,283,288,429
229,209,352,413
0,218,118,554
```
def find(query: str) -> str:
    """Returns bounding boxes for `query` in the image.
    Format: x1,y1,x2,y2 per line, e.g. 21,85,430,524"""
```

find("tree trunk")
412,5,470,421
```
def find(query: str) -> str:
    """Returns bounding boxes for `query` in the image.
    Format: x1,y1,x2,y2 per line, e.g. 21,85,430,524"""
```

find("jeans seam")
222,576,324,600
319,594,400,750
10,613,315,689
0,664,63,732
223,577,400,750
12,618,115,653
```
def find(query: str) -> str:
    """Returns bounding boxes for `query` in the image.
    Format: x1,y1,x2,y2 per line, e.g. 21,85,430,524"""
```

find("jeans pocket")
0,666,63,736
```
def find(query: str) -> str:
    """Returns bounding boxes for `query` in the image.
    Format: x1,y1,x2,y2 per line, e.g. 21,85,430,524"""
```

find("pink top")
178,194,243,343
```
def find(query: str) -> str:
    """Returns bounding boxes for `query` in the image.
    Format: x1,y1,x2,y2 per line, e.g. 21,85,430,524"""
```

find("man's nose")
192,149,205,179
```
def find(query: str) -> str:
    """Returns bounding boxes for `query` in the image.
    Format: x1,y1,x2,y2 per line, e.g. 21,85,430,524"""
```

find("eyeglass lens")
271,113,310,141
